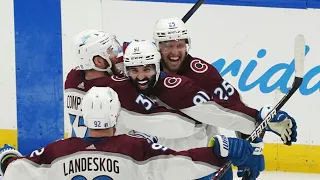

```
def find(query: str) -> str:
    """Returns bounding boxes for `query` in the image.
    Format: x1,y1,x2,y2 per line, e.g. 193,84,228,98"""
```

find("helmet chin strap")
106,68,114,75
92,66,114,75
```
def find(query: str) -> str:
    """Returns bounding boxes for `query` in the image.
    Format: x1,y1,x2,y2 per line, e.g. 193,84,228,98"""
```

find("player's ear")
92,56,100,66
93,56,109,69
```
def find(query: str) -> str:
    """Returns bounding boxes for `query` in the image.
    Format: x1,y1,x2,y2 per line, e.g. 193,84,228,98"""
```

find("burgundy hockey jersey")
3,135,225,180
175,55,259,116
148,74,258,134
64,69,196,139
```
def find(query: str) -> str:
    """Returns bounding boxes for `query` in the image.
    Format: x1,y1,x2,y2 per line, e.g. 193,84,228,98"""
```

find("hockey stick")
182,0,205,23
212,34,305,180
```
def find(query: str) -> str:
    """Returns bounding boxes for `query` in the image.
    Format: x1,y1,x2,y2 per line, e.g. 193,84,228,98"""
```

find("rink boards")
0,0,320,174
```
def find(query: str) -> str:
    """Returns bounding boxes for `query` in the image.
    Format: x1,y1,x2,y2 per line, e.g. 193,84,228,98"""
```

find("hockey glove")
236,138,265,180
207,137,233,180
211,135,264,180
259,105,297,145
212,135,257,166
0,144,22,176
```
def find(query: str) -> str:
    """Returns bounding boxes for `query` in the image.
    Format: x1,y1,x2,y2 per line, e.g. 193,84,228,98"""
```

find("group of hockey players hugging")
0,17,297,180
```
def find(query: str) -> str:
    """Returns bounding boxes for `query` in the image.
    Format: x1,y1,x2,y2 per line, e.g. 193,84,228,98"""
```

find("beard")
130,75,157,95
162,57,183,73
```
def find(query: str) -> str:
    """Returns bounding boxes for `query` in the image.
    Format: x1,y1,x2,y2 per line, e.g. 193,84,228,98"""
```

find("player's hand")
211,135,263,166
0,144,22,176
112,57,124,77
259,105,297,145
207,137,233,180
236,138,265,180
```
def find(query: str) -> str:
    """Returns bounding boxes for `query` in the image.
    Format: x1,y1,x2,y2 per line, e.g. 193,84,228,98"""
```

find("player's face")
107,45,121,61
159,39,187,72
105,45,124,76
127,65,156,90
93,47,120,70
108,50,118,61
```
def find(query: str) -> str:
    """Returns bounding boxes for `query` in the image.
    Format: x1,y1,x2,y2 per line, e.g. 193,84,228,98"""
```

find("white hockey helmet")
72,29,122,74
123,40,161,84
153,17,191,51
82,86,121,129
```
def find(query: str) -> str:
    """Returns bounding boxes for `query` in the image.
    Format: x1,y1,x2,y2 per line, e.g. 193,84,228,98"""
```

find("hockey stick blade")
182,0,205,23
294,34,305,78
212,34,305,180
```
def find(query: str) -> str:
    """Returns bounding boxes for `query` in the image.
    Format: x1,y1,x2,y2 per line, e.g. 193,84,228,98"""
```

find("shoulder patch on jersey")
164,77,182,88
111,75,128,82
190,59,208,73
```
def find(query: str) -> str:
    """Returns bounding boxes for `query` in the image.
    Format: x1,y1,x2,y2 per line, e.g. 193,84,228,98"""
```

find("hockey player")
0,86,265,180
65,29,197,139
66,35,263,179
65,29,125,137
66,29,259,142
152,17,297,146
67,30,273,164
121,40,262,179
121,40,270,148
